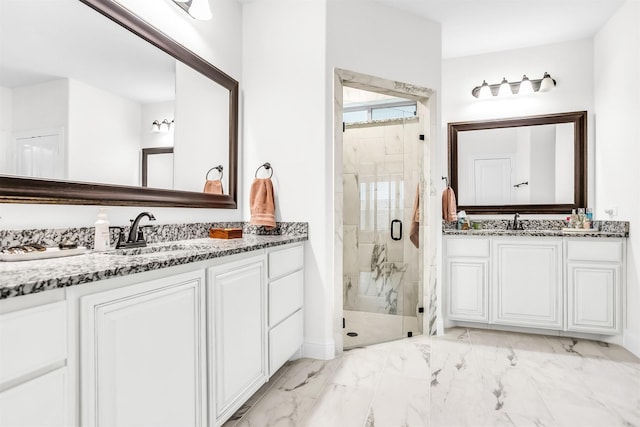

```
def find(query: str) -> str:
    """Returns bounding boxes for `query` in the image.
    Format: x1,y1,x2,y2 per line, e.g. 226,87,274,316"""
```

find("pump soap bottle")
94,208,110,251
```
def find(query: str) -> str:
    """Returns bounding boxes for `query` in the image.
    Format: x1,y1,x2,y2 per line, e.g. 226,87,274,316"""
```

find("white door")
492,239,563,329
12,129,65,179
567,263,620,334
80,271,206,427
446,259,489,322
208,255,267,426
472,157,512,205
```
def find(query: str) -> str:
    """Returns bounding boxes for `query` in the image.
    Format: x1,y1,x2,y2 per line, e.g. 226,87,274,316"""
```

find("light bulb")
188,0,212,20
478,80,492,99
518,75,533,95
539,72,555,92
497,77,512,97
159,119,171,133
151,120,161,132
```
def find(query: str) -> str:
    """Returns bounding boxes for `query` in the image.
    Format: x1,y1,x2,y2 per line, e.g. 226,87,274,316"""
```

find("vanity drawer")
566,240,623,263
0,301,67,384
268,309,303,376
269,270,304,327
268,244,304,279
446,238,490,258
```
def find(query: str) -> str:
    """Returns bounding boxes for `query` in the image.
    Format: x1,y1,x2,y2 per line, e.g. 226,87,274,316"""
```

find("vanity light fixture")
471,73,556,98
152,119,174,133
172,0,212,21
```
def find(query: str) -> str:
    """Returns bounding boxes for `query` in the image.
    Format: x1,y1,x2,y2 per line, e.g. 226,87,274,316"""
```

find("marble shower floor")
223,328,640,427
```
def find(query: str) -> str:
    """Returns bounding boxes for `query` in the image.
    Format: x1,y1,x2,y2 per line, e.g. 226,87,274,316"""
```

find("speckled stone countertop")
442,219,629,238
0,222,307,300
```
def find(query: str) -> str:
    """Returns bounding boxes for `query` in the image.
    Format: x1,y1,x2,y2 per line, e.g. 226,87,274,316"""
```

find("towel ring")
255,162,273,178
206,165,223,181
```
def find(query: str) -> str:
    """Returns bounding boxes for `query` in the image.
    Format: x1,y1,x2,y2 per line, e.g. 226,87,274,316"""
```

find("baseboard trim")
624,330,640,358
303,338,336,360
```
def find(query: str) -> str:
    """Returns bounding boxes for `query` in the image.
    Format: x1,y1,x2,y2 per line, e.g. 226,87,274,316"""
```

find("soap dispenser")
94,208,110,251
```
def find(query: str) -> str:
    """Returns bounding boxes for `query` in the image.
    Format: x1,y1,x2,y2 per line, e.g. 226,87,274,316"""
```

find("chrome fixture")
172,0,212,21
116,212,156,249
472,73,556,98
151,119,173,133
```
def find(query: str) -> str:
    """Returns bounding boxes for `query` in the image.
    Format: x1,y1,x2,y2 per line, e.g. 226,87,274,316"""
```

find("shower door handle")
391,219,402,241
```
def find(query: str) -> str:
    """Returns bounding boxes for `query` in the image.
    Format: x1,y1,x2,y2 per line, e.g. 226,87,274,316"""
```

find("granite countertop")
0,234,306,300
442,219,629,238
442,229,627,238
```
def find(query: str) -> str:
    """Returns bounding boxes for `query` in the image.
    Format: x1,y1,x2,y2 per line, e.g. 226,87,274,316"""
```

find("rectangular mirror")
448,111,587,214
0,0,238,208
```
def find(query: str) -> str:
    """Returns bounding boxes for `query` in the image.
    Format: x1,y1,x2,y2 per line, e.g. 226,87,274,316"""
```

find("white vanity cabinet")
267,243,304,376
492,238,563,329
566,239,624,334
80,270,206,427
443,235,625,337
0,299,68,427
207,254,267,426
444,237,490,322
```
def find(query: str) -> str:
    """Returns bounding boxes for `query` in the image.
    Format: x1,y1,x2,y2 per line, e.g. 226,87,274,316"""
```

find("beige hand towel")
203,179,223,195
442,187,458,222
410,185,420,249
250,178,276,229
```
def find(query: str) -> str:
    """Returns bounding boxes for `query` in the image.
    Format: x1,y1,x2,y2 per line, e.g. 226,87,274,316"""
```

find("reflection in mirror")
457,123,574,205
142,147,174,189
448,111,587,215
0,0,238,208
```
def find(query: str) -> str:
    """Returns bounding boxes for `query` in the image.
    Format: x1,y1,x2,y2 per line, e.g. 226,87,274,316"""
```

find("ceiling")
373,0,626,58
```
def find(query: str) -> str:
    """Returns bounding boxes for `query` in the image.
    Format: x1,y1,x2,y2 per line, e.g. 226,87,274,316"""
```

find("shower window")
343,100,417,124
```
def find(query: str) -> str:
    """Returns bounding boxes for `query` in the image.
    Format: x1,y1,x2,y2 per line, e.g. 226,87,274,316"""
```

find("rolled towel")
442,187,458,222
250,178,276,229
203,179,223,195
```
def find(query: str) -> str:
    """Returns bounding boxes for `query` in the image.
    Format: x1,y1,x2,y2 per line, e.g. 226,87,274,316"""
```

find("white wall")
242,0,329,358
67,79,141,186
243,0,441,359
442,39,595,213
0,86,11,173
594,0,640,357
0,0,243,229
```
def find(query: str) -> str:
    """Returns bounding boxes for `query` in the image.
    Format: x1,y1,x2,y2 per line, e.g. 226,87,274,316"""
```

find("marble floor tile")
226,328,640,427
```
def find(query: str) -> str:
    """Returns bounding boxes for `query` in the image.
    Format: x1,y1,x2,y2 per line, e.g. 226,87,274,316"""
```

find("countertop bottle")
570,209,578,228
94,208,110,251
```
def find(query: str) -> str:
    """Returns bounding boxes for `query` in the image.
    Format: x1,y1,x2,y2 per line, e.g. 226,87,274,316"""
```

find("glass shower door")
343,115,422,348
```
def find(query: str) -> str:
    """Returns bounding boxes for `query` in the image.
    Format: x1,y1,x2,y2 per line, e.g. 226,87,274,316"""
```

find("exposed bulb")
151,120,161,133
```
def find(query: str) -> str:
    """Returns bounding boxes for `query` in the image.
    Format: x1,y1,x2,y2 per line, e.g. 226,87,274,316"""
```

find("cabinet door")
0,368,67,427
446,258,489,322
208,256,266,425
80,271,206,427
493,240,562,329
567,263,620,334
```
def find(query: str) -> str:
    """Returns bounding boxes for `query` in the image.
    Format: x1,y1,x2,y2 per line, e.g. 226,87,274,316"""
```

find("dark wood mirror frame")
448,111,587,215
0,0,238,209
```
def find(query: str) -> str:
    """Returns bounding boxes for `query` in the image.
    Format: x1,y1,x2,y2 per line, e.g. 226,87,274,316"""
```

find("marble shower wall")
343,118,421,318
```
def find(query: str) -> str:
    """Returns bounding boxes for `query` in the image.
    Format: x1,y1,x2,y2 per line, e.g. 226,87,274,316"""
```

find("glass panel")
343,110,368,123
371,104,416,120
343,112,423,348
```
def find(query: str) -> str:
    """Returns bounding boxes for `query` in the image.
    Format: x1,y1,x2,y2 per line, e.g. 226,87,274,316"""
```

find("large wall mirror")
0,0,238,208
448,111,587,214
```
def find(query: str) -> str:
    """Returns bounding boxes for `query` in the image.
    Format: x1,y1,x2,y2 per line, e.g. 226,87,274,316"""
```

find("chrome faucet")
507,213,524,231
116,212,156,248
